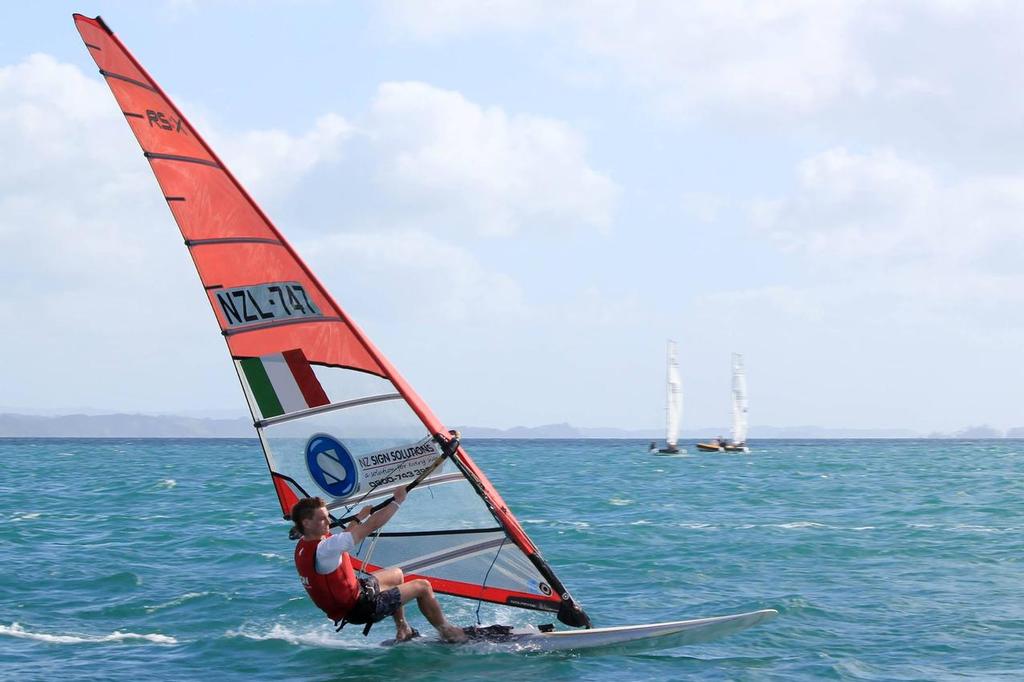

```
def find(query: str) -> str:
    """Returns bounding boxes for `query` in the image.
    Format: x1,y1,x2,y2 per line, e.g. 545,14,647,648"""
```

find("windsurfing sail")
665,340,682,448
731,353,748,445
73,13,590,628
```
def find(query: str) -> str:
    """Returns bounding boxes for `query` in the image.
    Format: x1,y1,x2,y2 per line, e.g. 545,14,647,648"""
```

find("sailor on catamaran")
292,491,467,642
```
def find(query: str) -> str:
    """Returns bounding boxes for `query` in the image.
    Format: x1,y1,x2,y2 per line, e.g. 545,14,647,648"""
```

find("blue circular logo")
305,434,358,498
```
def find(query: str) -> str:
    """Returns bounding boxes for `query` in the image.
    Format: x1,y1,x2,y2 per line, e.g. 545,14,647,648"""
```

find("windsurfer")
292,492,467,642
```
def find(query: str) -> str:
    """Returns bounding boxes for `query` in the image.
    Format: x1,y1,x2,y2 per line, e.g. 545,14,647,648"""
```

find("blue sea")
1,438,1021,680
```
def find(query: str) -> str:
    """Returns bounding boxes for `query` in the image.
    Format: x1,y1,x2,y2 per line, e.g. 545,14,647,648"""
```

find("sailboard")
73,13,775,650
653,340,685,455
381,609,778,652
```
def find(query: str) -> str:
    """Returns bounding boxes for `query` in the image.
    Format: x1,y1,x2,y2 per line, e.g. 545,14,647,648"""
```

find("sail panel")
102,81,213,160
154,162,277,241
256,377,563,611
229,324,386,377
354,530,560,610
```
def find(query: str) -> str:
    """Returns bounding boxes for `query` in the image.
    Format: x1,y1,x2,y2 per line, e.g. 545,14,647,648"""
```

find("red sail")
73,14,588,627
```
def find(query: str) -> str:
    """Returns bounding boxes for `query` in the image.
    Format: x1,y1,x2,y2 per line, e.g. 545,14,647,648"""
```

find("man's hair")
290,496,326,534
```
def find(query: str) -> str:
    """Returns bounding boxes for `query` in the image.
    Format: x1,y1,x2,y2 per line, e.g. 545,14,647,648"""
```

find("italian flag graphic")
239,349,330,418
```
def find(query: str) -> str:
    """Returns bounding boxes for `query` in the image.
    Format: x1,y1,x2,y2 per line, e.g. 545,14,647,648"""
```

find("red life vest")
294,534,360,622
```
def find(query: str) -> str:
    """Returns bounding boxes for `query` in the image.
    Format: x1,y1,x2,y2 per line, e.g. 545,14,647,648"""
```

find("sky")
2,1,1023,432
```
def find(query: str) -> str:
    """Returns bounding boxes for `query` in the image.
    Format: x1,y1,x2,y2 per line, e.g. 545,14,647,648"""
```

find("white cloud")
365,81,617,236
301,228,527,325
379,0,546,40
753,147,1024,269
2,54,617,413
379,0,1024,141
0,55,355,411
382,0,874,115
211,113,353,199
0,54,156,288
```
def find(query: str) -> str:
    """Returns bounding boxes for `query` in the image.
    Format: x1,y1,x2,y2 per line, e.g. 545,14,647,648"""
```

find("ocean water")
0,438,1021,681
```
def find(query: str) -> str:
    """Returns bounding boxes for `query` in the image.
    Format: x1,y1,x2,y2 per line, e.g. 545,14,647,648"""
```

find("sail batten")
144,152,222,167
99,69,157,91
74,12,589,627
186,237,284,247
257,393,403,428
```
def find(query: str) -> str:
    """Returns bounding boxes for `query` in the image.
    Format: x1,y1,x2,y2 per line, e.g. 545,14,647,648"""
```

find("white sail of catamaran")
696,352,751,453
652,340,685,454
729,353,750,453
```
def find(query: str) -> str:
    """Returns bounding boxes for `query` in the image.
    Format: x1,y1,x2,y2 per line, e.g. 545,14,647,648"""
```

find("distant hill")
454,423,923,439
0,413,931,439
0,413,255,438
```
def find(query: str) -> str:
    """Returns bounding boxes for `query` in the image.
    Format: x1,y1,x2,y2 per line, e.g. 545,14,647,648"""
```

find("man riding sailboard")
71,12,781,655
292,489,467,643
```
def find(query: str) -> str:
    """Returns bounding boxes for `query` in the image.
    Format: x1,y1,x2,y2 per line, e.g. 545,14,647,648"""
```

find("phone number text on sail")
214,282,323,328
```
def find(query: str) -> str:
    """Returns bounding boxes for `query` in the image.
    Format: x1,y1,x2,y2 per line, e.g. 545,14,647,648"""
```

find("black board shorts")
349,575,402,624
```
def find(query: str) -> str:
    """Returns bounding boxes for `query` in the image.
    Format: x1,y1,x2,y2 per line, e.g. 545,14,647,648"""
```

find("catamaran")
651,340,685,455
73,13,773,650
696,353,751,453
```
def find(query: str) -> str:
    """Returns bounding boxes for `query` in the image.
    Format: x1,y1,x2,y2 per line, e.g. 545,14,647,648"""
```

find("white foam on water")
226,623,379,650
144,592,209,613
953,524,1000,533
608,497,634,506
11,512,41,521
775,521,828,529
0,623,177,645
156,479,177,489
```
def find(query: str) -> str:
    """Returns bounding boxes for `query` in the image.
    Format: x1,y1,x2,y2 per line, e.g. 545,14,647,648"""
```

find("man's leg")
396,578,466,642
370,567,414,641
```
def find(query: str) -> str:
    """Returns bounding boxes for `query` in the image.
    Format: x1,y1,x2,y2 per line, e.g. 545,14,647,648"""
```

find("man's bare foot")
439,623,467,643
395,623,416,642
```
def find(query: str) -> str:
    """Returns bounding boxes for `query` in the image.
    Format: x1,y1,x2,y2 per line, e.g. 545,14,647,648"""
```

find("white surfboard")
382,608,778,652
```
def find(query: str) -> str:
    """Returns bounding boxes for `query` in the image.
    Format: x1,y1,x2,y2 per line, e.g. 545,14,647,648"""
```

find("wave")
144,591,210,613
774,521,828,529
0,622,176,645
156,479,177,489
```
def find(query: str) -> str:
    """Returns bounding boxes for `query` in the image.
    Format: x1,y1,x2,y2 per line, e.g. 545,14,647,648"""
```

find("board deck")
381,608,778,652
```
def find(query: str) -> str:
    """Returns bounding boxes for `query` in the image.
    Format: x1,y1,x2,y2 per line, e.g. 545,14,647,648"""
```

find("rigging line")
359,528,383,579
475,536,507,625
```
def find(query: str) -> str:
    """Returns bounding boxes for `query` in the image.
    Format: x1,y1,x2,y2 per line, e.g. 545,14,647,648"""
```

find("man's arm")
348,487,407,544
346,505,373,530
